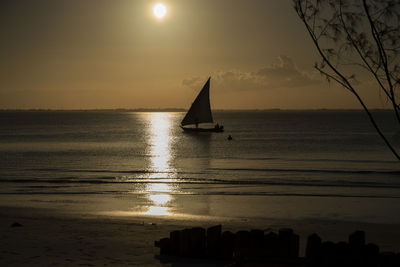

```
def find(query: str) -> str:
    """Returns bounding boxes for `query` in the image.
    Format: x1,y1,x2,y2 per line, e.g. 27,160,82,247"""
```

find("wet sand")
1,206,400,266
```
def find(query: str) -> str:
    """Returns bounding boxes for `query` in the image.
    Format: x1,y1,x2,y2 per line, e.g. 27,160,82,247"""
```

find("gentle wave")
1,176,400,189
208,167,400,175
20,166,400,177
220,156,399,164
29,168,199,175
1,190,399,199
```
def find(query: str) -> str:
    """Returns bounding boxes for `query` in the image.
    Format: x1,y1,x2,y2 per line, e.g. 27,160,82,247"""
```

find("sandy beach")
1,205,400,266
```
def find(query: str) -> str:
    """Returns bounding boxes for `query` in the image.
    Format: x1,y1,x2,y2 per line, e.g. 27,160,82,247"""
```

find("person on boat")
214,123,223,131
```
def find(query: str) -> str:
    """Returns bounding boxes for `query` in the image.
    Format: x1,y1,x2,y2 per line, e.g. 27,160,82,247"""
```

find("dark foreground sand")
1,206,400,266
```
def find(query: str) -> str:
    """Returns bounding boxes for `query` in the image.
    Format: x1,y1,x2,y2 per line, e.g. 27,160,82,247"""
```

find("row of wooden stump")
155,225,400,266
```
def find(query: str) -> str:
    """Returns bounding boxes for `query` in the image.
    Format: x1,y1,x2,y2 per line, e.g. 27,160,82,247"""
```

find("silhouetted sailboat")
181,77,224,132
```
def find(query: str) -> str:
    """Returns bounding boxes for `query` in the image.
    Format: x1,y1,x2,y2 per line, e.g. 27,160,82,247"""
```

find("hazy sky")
0,0,390,109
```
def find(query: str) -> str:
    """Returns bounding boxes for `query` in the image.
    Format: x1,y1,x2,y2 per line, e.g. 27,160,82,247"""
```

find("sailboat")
181,77,224,132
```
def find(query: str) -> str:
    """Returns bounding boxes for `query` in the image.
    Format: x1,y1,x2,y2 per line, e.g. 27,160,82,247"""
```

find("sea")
0,110,399,223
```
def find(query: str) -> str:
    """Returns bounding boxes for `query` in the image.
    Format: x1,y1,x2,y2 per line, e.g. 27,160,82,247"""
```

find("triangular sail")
181,77,214,126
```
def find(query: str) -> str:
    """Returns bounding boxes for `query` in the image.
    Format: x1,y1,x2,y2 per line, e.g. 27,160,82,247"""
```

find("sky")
0,0,391,109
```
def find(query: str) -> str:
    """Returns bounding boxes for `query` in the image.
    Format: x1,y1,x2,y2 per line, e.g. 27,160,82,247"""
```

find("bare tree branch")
294,0,400,160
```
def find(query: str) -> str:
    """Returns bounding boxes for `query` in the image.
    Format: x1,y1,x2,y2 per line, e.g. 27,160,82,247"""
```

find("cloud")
182,55,321,91
256,55,320,88
182,76,202,87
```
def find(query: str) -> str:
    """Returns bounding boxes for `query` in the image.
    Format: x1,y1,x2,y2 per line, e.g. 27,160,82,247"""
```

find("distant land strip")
0,108,393,112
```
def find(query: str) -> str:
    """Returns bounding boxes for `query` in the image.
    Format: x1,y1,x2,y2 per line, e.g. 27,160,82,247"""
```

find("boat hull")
180,126,224,133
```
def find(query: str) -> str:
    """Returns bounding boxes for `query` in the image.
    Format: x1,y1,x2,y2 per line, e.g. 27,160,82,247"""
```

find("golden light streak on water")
148,193,171,205
144,206,170,216
140,113,177,216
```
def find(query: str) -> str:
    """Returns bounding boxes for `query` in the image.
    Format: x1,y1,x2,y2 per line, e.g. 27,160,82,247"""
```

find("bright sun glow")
153,3,167,19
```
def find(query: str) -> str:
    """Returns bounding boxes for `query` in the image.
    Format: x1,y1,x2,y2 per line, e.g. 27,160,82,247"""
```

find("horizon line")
0,108,394,112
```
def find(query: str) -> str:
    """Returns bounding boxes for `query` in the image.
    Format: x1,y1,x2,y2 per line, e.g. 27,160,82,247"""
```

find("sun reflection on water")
149,193,171,205
145,206,170,216
140,113,177,216
147,183,172,193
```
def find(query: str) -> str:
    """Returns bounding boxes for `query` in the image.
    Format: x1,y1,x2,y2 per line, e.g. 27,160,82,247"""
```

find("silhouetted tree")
294,0,400,160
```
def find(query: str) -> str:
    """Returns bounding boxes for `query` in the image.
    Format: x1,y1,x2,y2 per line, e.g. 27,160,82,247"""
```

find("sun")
153,3,167,19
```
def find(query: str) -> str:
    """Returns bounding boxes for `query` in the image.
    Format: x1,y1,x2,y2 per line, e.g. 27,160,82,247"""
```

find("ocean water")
0,110,399,223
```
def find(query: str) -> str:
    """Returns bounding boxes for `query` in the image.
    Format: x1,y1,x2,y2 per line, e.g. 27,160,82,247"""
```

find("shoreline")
1,206,399,266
